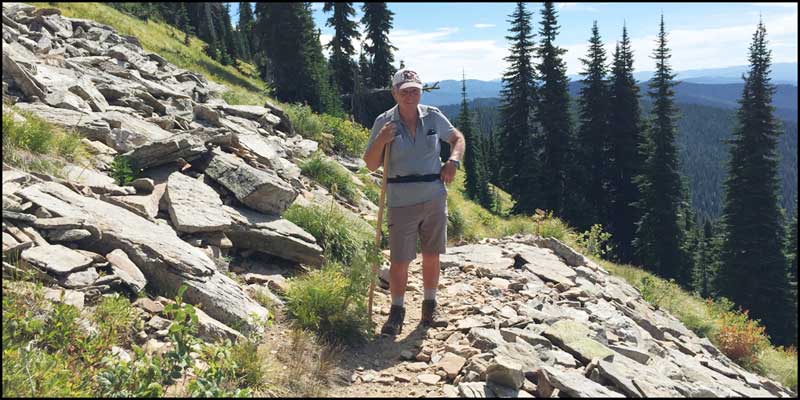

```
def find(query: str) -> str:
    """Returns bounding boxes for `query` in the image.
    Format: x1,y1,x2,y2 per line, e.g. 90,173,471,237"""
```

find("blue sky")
232,2,798,82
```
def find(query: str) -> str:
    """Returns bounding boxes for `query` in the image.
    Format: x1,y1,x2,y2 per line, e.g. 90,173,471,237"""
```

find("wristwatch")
448,159,461,170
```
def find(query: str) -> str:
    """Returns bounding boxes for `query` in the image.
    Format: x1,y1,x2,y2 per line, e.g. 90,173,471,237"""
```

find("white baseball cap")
392,68,423,90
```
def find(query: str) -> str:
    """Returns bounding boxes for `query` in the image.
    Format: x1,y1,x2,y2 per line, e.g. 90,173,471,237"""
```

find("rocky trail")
325,237,795,397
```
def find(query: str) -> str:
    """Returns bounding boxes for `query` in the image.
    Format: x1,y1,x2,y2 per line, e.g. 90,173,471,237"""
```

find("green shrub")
320,113,370,157
110,155,138,186
285,104,328,148
299,153,360,204
756,346,797,393
285,103,370,158
358,173,381,205
533,209,570,240
448,201,466,241
285,262,373,345
283,203,380,343
575,224,615,259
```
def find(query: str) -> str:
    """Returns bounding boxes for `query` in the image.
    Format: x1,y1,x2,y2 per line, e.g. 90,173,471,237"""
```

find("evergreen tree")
535,2,573,218
633,15,686,280
787,207,797,345
358,44,371,88
497,2,538,215
324,2,360,96
221,3,237,63
254,3,338,114
717,22,793,346
173,3,191,34
238,2,255,61
574,21,610,231
692,219,716,298
459,73,480,200
607,26,646,264
361,3,397,88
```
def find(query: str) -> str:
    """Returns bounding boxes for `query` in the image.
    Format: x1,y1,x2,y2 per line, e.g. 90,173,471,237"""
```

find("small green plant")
283,203,374,266
162,285,200,382
109,155,137,186
299,152,360,203
576,224,615,259
285,262,373,345
3,110,87,175
285,104,328,147
319,113,370,157
532,209,570,240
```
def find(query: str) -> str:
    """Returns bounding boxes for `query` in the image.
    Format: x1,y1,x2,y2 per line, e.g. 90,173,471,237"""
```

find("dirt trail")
328,258,458,397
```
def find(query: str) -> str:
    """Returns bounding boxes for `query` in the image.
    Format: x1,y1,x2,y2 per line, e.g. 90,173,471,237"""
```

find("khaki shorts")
387,194,448,263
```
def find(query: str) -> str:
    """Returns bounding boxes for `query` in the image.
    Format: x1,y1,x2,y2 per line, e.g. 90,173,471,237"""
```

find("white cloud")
388,28,508,81
474,23,496,29
562,11,797,76
558,3,600,12
753,3,798,8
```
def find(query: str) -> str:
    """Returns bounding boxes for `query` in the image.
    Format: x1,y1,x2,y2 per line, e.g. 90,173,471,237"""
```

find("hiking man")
363,68,466,335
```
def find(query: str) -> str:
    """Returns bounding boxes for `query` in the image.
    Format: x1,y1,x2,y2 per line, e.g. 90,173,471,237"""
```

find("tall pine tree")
607,26,645,264
717,21,793,346
536,2,573,218
459,73,480,200
692,219,716,298
361,3,397,88
238,2,255,62
574,21,610,231
787,207,797,345
632,15,686,280
254,4,338,114
458,73,491,208
496,2,538,215
323,3,360,96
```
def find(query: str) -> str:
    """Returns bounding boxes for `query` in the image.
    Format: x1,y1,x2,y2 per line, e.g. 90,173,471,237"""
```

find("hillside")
439,97,798,221
2,2,796,397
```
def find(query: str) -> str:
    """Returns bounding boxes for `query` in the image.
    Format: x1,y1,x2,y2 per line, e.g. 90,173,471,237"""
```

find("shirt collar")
390,104,429,122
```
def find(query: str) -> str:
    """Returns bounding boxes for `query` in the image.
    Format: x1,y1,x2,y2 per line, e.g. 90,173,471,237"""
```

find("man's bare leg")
421,252,440,292
382,259,413,335
390,259,412,302
421,252,447,327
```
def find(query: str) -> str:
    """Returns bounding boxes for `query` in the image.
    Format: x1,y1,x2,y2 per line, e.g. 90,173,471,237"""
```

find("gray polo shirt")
367,104,456,208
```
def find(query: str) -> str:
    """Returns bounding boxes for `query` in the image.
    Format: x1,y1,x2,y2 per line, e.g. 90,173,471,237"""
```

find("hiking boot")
421,300,449,328
381,305,405,336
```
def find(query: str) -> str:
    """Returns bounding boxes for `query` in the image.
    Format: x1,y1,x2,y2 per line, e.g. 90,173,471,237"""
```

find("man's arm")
440,128,465,184
447,128,465,162
363,121,396,171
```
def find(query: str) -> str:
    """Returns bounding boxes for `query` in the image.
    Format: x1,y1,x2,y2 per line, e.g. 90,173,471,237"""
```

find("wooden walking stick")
368,143,391,321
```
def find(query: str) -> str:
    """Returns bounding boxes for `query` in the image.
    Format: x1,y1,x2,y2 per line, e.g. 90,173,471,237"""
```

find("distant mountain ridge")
422,63,798,121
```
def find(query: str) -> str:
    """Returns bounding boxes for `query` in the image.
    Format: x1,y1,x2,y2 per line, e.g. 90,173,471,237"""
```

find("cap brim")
398,82,423,90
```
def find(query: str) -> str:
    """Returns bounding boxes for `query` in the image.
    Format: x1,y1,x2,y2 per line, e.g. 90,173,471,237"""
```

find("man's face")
393,86,422,106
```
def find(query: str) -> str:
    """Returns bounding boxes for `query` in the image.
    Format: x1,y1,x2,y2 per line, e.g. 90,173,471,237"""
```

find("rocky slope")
1,3,795,397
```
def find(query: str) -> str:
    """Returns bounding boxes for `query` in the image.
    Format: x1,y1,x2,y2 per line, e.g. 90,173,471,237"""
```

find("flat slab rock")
21,244,93,275
165,171,231,233
17,181,268,333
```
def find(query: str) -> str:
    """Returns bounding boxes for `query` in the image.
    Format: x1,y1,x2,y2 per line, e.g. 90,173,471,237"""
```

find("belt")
387,174,440,184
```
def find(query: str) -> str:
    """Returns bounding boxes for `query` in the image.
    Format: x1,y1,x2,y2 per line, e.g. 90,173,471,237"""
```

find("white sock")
392,295,405,307
424,288,437,301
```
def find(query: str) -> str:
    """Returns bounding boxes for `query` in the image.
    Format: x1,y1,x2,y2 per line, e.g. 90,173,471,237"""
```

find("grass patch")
299,152,361,204
257,327,338,397
285,104,370,158
282,203,380,344
3,109,89,176
445,173,567,243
